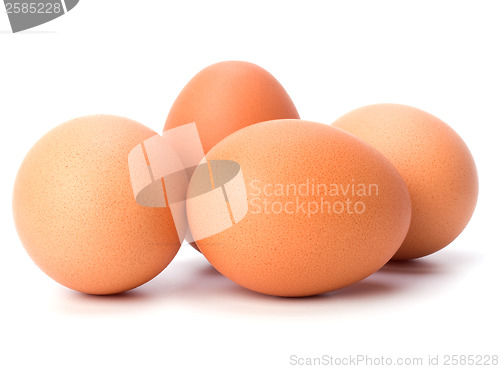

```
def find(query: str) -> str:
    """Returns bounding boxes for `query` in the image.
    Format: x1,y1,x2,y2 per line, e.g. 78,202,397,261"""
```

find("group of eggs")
13,61,478,297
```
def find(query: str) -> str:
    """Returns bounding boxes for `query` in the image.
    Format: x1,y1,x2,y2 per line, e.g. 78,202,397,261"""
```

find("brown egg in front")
333,104,479,260
12,115,181,295
186,120,412,297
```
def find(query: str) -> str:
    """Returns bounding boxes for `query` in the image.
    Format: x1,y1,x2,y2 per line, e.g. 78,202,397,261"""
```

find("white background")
1,1,499,368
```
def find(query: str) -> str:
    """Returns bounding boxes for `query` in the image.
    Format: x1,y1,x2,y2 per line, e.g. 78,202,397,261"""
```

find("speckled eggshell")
165,61,300,252
164,61,299,153
333,104,478,260
186,120,412,297
13,115,181,295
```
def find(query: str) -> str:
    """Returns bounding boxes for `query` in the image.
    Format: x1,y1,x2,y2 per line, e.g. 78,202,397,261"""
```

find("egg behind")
13,115,181,295
333,104,478,260
164,61,300,153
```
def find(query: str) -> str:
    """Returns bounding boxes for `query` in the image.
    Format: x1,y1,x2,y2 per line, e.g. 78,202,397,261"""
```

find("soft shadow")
185,262,402,300
165,261,404,317
53,249,479,316
53,274,177,315
54,288,158,315
380,258,444,275
321,279,402,300
380,249,481,276
67,288,147,301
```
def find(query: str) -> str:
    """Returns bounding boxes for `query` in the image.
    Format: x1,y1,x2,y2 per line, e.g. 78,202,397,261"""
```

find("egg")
12,115,181,295
333,104,478,260
186,119,412,297
164,61,299,153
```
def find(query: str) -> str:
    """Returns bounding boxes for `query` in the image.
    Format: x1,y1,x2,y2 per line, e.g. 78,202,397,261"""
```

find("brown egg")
333,104,478,260
186,120,411,297
13,115,181,295
165,61,299,251
164,60,299,154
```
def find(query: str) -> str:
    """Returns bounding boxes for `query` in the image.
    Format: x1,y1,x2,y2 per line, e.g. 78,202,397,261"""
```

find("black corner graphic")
4,0,79,33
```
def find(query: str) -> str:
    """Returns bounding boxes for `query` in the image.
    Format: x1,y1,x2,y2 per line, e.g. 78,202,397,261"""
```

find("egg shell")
13,115,181,295
186,119,412,297
164,61,300,154
333,104,478,260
